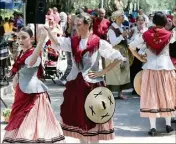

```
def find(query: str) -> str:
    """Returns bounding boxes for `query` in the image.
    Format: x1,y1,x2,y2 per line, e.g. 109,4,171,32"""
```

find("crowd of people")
1,5,176,143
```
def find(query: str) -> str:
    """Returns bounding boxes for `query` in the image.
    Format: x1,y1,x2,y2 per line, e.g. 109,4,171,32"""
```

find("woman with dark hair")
2,26,65,143
129,12,175,136
45,12,127,143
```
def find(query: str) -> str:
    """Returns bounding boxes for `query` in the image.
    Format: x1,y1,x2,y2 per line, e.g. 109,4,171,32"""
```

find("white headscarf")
111,10,124,21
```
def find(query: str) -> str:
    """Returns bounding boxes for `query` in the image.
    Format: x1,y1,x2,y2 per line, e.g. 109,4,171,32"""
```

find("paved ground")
0,57,176,143
1,80,176,143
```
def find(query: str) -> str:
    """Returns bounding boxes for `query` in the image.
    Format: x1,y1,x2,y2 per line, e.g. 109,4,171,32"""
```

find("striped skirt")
60,73,115,142
140,70,176,117
3,85,65,143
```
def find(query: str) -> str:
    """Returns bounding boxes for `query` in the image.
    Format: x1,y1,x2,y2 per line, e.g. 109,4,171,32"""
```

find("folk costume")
129,27,176,118
3,48,65,143
53,34,126,142
129,26,148,94
106,22,131,87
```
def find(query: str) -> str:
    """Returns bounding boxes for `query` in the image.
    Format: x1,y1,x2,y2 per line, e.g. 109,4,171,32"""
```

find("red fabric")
93,18,110,40
143,27,172,55
171,57,176,65
46,40,52,46
10,48,43,79
5,84,40,131
167,15,173,20
129,18,136,23
60,73,105,130
44,60,57,66
86,9,92,14
71,34,100,64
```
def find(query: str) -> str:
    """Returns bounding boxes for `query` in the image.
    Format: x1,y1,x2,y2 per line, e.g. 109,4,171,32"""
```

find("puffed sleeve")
25,55,41,68
51,37,72,52
98,40,126,61
128,36,145,50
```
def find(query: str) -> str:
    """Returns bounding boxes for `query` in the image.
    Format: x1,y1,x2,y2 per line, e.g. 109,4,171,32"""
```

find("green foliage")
140,0,175,14
2,108,11,117
47,0,100,13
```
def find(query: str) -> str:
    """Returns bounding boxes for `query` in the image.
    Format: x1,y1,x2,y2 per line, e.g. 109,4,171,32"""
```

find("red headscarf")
143,27,172,55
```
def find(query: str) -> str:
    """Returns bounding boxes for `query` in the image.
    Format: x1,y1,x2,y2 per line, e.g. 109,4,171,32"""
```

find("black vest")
108,25,127,46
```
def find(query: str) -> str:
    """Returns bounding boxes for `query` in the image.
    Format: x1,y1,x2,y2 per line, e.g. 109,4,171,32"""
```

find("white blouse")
129,35,175,70
53,37,126,81
128,26,148,44
107,22,125,47
25,55,41,68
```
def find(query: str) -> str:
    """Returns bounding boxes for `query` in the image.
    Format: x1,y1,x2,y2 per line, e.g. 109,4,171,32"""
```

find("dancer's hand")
88,71,105,78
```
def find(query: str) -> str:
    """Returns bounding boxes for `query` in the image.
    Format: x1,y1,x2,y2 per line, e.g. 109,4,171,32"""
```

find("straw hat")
134,71,143,96
84,87,115,124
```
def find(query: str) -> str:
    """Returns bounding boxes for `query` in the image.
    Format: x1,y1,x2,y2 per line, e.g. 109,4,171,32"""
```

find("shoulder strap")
109,25,122,37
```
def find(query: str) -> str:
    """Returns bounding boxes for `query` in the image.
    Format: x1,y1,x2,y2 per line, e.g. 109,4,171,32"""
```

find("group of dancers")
2,11,175,143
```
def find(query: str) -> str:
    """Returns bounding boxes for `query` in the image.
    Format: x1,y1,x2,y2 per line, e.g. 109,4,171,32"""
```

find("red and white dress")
52,34,126,142
3,48,65,143
129,27,176,118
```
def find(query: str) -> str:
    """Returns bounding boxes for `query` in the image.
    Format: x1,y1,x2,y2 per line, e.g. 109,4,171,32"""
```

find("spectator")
53,7,60,24
138,9,149,27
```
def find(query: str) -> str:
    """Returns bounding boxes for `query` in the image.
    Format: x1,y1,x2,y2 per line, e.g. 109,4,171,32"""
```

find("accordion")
169,42,176,58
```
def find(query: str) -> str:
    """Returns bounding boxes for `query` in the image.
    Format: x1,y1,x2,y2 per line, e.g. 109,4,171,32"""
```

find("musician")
105,9,132,100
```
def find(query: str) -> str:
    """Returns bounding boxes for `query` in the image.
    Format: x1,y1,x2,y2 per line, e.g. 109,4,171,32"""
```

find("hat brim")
85,87,115,124
134,70,143,96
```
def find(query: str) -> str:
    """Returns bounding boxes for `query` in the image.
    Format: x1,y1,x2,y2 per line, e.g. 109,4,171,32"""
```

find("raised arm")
44,26,71,52
45,26,60,47
29,27,47,66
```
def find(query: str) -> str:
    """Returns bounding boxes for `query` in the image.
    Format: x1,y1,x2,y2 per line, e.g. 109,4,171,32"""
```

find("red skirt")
60,73,105,131
5,84,40,131
3,84,65,143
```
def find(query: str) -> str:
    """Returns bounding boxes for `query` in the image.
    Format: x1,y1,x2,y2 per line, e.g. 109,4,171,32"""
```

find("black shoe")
148,128,156,136
166,125,174,133
132,90,137,95
171,118,176,123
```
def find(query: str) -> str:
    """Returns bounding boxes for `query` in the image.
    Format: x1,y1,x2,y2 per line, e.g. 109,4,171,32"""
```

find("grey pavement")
0,58,176,143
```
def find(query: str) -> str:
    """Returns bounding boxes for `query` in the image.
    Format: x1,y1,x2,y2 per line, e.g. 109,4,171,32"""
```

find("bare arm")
29,27,47,66
88,60,120,78
102,60,120,74
45,26,60,47
129,47,147,63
